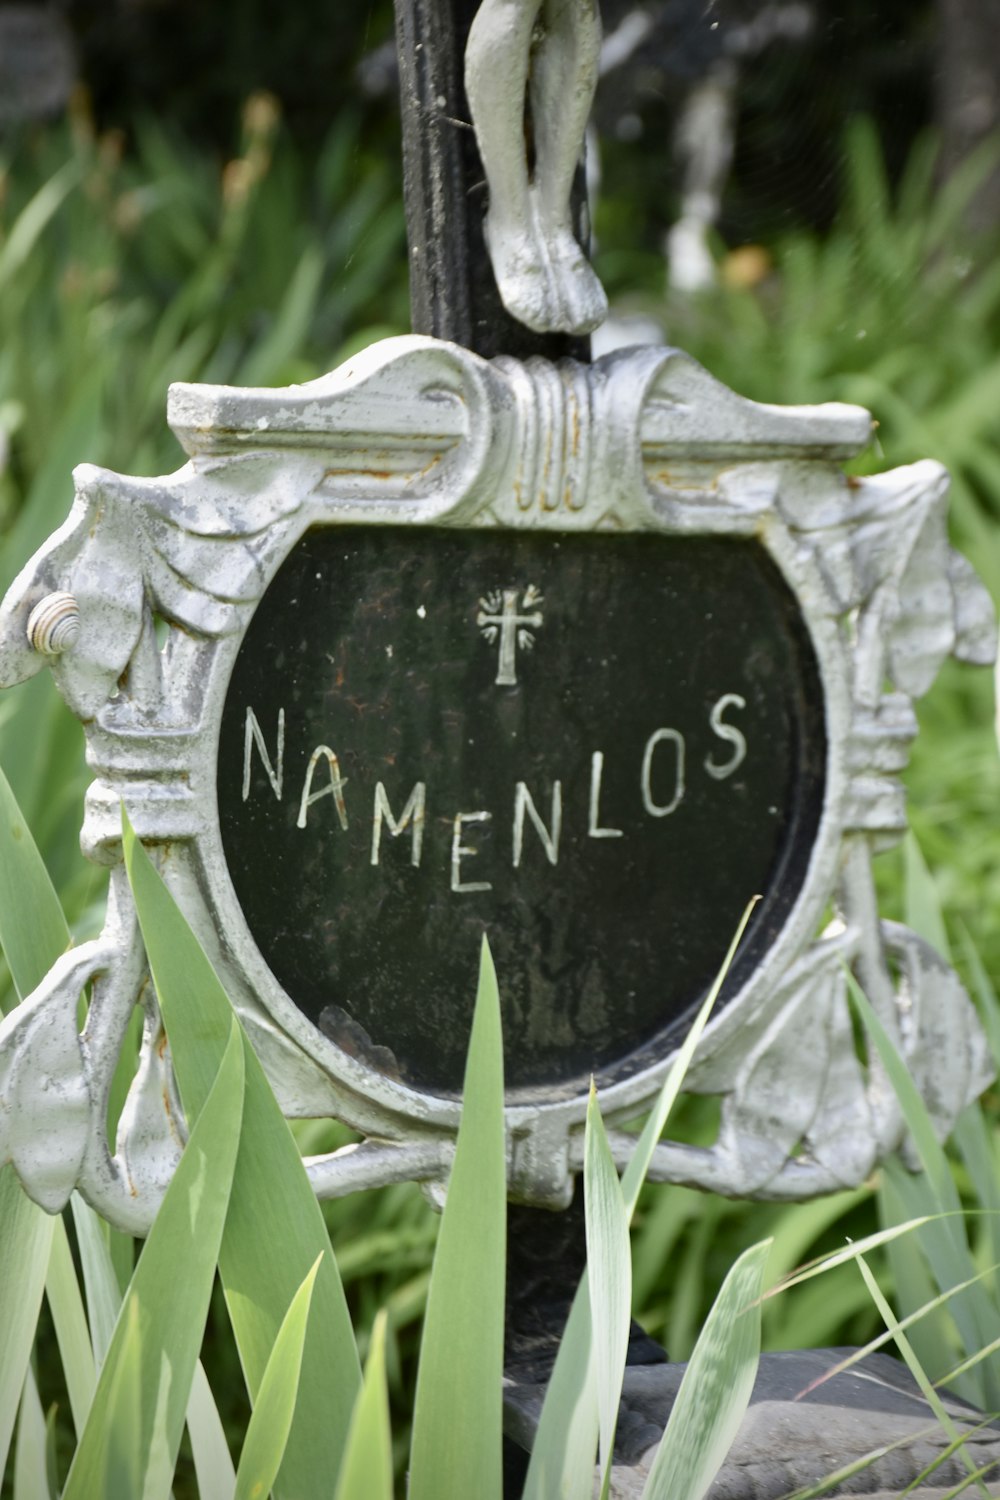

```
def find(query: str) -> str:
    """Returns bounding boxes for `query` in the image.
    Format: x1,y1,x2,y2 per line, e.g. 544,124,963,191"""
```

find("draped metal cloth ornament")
464,0,608,334
0,335,994,1234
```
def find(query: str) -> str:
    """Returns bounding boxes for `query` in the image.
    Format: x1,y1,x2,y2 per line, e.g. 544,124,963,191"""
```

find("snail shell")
26,592,81,655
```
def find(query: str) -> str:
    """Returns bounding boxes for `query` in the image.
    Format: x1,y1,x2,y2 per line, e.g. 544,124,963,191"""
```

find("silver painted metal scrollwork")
0,334,994,1233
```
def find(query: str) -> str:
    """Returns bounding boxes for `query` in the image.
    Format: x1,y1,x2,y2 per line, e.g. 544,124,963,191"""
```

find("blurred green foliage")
0,79,998,1495
0,96,408,920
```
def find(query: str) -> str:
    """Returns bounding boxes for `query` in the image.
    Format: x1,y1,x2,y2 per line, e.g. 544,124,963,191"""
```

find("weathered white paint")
297,745,349,831
243,706,285,802
477,584,544,686
705,693,748,781
371,780,426,867
640,728,685,818
512,779,562,867
450,811,493,893
588,751,623,839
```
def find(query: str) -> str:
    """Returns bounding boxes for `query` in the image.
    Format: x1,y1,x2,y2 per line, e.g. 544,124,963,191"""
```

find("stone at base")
861,1492,1000,1499
503,1348,1000,1499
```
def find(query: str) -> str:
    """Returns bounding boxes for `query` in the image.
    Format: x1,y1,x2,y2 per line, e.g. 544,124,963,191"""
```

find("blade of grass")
0,382,105,599
882,1160,999,1404
850,973,1000,1406
69,1181,237,1500
44,1219,96,1434
952,1107,1000,1284
0,763,72,1478
0,766,134,1465
769,1217,946,1295
854,1252,990,1498
773,1260,1000,1425
186,1362,237,1500
13,1366,53,1500
665,1206,720,1362
0,1173,53,1482
523,899,759,1500
408,936,505,1500
940,1332,1000,1392
938,1460,1000,1498
958,923,1000,1057
781,1419,959,1500
584,1085,631,1497
237,245,324,387
0,761,70,999
520,1268,600,1500
899,1417,1000,1498
880,1168,972,1391
70,1195,122,1367
622,897,760,1216
72,1179,234,1496
333,1311,393,1500
62,1016,245,1500
234,1256,322,1500
95,1298,144,1498
903,835,951,959
641,1239,772,1500
102,1002,142,1298
122,813,361,1500
42,1403,57,1500
0,161,80,290
850,971,987,1229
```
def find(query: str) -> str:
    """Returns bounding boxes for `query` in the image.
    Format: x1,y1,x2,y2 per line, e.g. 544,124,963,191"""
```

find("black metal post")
391,7,660,1490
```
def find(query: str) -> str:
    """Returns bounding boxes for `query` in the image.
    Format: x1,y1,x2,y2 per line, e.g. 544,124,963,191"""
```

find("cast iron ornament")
0,336,994,1233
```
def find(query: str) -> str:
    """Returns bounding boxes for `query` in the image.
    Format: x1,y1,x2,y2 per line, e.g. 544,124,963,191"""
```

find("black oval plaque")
216,526,826,1097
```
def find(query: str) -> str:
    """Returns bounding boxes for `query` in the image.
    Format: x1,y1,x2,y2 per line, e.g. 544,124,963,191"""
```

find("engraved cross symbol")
477,585,544,686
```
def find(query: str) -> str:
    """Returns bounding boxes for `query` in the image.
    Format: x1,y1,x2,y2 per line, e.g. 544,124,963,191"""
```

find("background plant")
0,81,999,1495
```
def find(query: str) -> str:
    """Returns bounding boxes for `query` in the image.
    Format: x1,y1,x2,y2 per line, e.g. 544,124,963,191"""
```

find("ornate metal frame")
0,335,994,1233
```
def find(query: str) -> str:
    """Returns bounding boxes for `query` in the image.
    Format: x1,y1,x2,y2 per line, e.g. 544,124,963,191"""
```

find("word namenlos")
240,692,749,893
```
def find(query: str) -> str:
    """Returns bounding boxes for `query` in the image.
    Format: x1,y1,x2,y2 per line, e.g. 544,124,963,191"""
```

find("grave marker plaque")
0,336,994,1228
218,526,825,1095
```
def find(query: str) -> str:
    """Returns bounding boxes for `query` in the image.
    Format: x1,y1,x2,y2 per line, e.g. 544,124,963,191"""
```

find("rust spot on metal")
323,467,394,482
650,467,720,492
